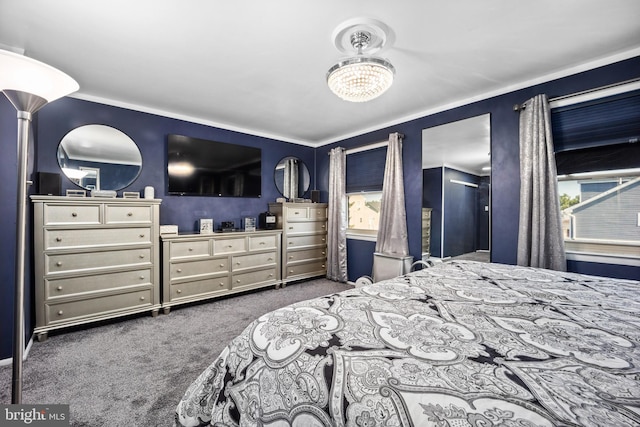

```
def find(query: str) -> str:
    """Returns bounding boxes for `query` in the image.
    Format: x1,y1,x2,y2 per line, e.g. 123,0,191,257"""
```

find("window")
345,142,387,239
552,83,640,264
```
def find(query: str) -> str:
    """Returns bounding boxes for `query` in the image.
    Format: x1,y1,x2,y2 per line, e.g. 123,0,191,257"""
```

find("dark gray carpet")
0,278,349,426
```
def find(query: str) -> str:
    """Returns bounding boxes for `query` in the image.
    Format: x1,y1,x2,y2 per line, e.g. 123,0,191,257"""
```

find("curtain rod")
328,132,405,155
512,77,640,112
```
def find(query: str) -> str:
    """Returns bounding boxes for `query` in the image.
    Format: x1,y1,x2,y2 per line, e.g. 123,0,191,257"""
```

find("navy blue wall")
422,167,442,258
317,56,640,282
35,98,315,232
443,168,481,258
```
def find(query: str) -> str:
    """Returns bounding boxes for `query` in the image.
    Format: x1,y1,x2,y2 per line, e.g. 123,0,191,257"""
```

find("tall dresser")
268,202,327,284
31,196,162,341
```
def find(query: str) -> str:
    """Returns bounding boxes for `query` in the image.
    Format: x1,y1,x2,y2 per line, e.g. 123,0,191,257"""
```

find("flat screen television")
167,134,261,197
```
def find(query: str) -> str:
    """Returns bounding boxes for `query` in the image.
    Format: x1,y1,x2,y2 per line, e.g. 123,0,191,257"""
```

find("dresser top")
31,195,162,204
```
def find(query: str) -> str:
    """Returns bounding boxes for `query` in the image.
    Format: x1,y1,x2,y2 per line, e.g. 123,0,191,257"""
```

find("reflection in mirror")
274,156,310,199
422,114,491,261
57,125,142,191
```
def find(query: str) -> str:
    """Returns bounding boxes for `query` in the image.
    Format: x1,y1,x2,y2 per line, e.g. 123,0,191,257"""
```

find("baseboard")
0,336,34,367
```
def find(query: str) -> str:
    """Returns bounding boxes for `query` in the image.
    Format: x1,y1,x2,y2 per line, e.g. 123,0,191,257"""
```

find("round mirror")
57,125,142,191
274,156,310,199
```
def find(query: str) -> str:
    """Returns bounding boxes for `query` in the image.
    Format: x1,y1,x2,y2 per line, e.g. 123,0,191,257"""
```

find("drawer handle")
289,256,294,259
322,251,326,255
260,241,266,245
294,211,300,215
236,262,241,265
139,296,145,301
139,254,145,259
289,269,294,274
288,226,293,230
322,238,326,242
139,234,145,238
127,212,133,217
268,257,273,261
219,282,225,287
57,310,64,316
289,242,293,245
322,264,326,268
56,262,62,267
176,268,182,273
269,273,274,277
177,289,182,294
139,276,145,280
55,237,62,242
219,263,225,268
188,247,193,251
71,212,77,217
227,245,233,248
236,279,241,283
56,286,63,291
322,224,326,229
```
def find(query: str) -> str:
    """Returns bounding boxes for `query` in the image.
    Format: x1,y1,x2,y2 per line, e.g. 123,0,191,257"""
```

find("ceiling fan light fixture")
327,28,395,102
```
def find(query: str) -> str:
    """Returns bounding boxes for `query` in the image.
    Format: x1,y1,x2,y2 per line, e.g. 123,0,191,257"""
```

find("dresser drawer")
248,234,278,251
231,267,278,290
170,258,228,281
105,204,152,224
46,289,152,324
286,248,326,263
43,204,101,225
46,248,151,275
213,237,246,254
232,251,277,272
45,227,151,250
170,240,210,258
285,221,327,234
309,207,327,221
286,234,327,249
284,206,309,220
170,276,230,300
285,260,326,278
46,269,152,299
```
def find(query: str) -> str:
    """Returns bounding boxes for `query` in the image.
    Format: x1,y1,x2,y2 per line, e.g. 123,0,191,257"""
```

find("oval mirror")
57,124,142,191
274,156,310,199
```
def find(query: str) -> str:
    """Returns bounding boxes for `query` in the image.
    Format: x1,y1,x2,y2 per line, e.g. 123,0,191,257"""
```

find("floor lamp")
0,49,78,404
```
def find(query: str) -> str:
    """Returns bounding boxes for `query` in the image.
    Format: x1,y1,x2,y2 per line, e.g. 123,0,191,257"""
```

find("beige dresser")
421,207,432,257
161,230,282,313
31,196,162,341
268,202,327,284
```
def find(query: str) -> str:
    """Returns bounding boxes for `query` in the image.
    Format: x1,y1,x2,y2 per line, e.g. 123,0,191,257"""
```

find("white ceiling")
1,0,639,147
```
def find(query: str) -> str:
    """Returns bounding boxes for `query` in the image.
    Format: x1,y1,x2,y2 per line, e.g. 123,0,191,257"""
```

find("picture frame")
199,218,214,234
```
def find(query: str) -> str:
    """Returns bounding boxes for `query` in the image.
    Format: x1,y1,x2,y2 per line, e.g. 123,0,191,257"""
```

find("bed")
175,260,640,426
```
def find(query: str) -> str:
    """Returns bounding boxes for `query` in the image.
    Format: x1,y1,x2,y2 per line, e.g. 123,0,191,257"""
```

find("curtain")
375,133,409,256
327,147,348,282
284,158,298,199
517,94,566,271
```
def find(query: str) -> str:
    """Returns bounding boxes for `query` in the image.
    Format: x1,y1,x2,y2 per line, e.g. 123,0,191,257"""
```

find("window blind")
346,146,387,193
551,89,640,152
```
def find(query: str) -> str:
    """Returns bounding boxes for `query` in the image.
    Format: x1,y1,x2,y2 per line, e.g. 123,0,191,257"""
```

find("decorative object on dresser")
268,202,327,285
198,218,214,234
161,230,282,313
31,196,162,342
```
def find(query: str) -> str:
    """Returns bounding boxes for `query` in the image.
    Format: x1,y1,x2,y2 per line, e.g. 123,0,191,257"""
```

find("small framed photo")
199,218,214,234
243,217,256,232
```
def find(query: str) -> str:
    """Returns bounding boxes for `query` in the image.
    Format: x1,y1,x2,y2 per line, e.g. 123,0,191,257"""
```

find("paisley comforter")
175,261,640,426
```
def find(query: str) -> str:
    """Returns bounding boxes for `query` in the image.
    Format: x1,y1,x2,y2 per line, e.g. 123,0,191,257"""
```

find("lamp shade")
327,56,395,102
0,49,78,105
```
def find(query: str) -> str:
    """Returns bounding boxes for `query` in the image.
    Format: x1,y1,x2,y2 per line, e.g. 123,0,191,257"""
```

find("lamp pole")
0,49,78,404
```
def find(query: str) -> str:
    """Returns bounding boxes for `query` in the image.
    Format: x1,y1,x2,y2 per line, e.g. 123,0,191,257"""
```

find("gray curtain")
327,147,348,282
284,158,298,199
375,133,409,256
517,94,566,271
